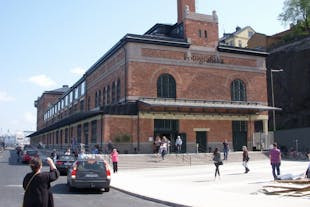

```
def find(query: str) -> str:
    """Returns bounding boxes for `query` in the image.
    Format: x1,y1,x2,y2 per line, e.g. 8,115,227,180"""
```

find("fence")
252,132,274,151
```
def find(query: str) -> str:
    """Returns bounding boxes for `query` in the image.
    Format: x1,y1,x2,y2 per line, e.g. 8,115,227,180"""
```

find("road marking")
5,184,23,187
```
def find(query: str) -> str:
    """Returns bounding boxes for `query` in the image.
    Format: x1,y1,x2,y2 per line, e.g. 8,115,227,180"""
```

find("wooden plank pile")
262,179,310,197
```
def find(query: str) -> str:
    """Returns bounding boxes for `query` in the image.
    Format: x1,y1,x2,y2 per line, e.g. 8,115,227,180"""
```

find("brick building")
29,0,274,153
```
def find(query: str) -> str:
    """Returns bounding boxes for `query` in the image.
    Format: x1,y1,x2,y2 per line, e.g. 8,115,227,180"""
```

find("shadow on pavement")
52,183,106,195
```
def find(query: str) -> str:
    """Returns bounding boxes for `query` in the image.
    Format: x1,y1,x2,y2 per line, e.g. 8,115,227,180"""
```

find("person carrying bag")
22,157,59,207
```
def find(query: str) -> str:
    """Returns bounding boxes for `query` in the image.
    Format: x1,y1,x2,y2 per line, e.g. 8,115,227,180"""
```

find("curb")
111,185,190,207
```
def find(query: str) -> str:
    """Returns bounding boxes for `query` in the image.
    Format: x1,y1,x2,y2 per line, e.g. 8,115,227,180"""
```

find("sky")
0,0,288,135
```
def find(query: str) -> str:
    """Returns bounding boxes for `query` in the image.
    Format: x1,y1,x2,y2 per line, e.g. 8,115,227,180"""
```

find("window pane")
157,74,176,98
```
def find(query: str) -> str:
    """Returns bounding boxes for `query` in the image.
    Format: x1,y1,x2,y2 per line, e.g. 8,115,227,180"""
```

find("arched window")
102,87,106,106
98,90,101,106
94,91,98,107
117,79,121,102
107,85,110,104
112,82,116,104
231,79,247,101
157,74,176,98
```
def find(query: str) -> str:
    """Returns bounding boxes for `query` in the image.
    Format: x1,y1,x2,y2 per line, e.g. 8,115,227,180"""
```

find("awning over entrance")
138,98,280,114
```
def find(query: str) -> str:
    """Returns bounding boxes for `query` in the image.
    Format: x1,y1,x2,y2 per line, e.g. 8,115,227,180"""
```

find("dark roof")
217,45,269,57
29,102,138,138
85,33,189,77
28,111,102,137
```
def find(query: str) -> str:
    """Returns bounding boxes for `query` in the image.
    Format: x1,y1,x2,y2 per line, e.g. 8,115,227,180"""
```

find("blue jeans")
271,163,280,179
223,149,228,160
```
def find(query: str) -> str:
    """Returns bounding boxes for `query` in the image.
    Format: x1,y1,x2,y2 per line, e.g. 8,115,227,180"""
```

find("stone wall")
267,36,310,130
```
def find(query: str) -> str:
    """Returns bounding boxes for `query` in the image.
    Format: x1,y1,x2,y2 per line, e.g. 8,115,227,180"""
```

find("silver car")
67,154,111,192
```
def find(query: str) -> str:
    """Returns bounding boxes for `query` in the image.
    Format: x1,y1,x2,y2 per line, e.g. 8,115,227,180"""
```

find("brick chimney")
177,0,196,23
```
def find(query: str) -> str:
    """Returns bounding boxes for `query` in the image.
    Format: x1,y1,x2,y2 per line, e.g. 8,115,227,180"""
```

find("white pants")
242,161,248,168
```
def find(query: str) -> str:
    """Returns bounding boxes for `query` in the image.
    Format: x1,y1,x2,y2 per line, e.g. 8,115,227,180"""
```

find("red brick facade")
31,0,271,154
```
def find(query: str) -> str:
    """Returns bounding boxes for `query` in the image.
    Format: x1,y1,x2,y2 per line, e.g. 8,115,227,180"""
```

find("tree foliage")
279,0,310,33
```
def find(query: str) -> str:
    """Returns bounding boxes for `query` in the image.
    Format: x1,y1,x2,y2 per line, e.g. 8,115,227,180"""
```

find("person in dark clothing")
213,147,222,179
222,139,229,160
23,157,59,207
242,146,250,173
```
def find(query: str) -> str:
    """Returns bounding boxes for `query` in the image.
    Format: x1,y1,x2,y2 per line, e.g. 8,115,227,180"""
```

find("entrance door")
154,119,179,153
196,131,207,153
232,121,248,151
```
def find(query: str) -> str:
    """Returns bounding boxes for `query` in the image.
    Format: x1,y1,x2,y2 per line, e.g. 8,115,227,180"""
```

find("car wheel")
104,187,110,192
67,181,74,192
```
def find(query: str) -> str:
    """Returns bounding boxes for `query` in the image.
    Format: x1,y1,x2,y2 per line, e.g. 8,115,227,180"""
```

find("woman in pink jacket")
111,148,119,173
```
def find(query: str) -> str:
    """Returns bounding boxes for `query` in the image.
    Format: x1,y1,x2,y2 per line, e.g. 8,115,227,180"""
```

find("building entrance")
196,131,208,152
232,121,248,151
154,119,179,153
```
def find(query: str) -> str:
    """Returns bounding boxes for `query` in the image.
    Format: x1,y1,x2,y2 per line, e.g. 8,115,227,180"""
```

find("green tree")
278,0,310,33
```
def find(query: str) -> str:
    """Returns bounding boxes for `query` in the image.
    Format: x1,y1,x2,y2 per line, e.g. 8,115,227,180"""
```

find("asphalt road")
0,149,170,207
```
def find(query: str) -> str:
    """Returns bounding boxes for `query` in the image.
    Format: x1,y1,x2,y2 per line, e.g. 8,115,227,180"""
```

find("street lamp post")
270,69,283,131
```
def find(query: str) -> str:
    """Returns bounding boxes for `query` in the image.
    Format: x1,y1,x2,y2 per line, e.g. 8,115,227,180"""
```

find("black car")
67,154,111,192
55,155,76,175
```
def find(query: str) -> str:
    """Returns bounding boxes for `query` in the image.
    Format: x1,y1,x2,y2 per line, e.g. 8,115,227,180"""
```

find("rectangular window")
198,29,202,38
248,31,254,38
83,123,89,146
77,125,82,144
81,81,86,96
91,120,97,144
65,128,69,144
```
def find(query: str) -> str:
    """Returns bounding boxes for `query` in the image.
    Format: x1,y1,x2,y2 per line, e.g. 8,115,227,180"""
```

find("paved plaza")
111,159,310,207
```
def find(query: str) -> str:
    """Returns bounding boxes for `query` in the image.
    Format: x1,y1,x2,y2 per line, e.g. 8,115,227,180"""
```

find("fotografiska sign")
184,54,224,64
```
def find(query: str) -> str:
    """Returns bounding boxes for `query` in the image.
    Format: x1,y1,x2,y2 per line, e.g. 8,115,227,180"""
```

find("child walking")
111,148,119,173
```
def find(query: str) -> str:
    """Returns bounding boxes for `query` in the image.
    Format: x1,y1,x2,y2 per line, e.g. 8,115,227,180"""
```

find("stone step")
109,151,269,170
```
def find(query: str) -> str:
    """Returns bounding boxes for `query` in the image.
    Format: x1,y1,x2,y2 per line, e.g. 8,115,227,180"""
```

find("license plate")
64,162,72,166
85,174,98,178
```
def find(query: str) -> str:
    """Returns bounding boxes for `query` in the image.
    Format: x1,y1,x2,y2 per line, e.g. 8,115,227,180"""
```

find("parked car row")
17,147,111,192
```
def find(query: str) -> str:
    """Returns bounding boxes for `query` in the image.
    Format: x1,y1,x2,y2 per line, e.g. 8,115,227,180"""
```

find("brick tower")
177,0,219,48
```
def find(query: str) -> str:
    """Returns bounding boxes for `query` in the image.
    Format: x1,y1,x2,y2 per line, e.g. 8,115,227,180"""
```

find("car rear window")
77,160,105,171
59,155,75,161
27,151,38,156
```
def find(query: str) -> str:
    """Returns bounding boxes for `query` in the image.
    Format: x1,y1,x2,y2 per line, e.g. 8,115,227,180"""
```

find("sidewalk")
111,160,310,207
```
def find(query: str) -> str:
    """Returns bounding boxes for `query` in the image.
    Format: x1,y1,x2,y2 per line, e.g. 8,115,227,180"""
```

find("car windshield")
27,151,38,156
58,155,75,161
77,160,105,171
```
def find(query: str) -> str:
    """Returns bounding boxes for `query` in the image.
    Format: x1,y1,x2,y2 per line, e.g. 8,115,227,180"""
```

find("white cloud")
0,90,15,102
24,111,36,124
28,74,57,88
70,67,86,76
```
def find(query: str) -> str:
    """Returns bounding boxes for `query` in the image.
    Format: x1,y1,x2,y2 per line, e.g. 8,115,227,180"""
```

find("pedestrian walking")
50,149,57,163
269,143,281,180
22,157,59,207
223,139,229,160
64,148,71,155
175,135,183,153
16,146,22,162
154,135,161,155
159,142,167,160
212,148,223,179
242,146,250,173
107,140,114,154
111,148,119,173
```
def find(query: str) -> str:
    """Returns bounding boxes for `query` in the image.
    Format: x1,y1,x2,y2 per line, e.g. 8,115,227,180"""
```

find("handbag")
218,161,223,165
23,172,39,207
